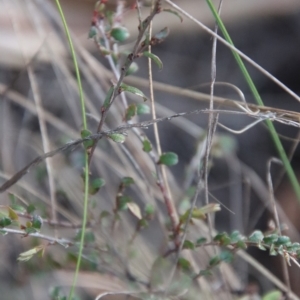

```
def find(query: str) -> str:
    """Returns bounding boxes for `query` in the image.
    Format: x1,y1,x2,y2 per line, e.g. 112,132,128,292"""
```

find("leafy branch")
87,0,165,165
0,108,295,194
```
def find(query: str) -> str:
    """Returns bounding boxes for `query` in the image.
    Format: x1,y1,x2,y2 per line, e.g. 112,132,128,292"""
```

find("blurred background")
1,0,300,299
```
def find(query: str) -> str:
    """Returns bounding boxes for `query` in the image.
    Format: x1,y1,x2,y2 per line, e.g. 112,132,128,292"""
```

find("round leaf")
32,215,43,229
111,26,130,42
136,103,150,115
142,138,152,153
117,196,131,211
158,152,178,166
125,62,139,76
125,104,137,121
107,133,126,143
144,204,155,217
88,26,97,39
89,178,105,195
0,217,11,227
249,230,264,243
122,177,135,186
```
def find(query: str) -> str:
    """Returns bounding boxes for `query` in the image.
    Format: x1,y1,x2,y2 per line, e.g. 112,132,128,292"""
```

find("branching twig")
147,0,178,235
0,108,298,194
1,227,73,247
88,0,162,166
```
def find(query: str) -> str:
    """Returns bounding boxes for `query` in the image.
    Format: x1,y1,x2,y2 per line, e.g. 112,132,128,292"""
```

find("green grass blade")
54,1,90,299
206,0,300,200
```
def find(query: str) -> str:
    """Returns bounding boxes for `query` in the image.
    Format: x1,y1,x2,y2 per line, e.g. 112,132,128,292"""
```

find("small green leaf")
177,257,191,271
213,232,231,246
277,245,284,255
136,103,150,115
117,196,132,211
195,237,207,246
138,219,148,228
190,208,205,220
219,250,233,263
263,234,279,245
26,204,36,214
199,269,212,277
248,230,264,243
258,243,267,251
125,62,139,76
8,207,19,221
209,255,220,267
100,210,110,219
287,242,300,253
88,26,97,38
89,178,105,195
162,9,183,22
81,129,94,149
269,244,277,256
144,204,155,217
125,104,137,121
119,83,147,101
236,240,247,250
122,177,135,187
230,230,244,244
179,205,218,223
9,194,26,213
274,236,291,246
142,51,163,69
32,215,43,229
262,290,282,300
158,152,178,166
0,217,11,227
153,27,170,42
107,133,126,143
183,240,195,250
98,45,111,56
102,86,115,109
111,26,130,42
142,138,152,152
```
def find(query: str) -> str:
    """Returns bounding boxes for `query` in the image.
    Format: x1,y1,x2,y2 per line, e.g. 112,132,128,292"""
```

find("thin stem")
88,1,162,166
0,108,298,194
53,1,89,299
148,0,178,231
1,227,73,246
